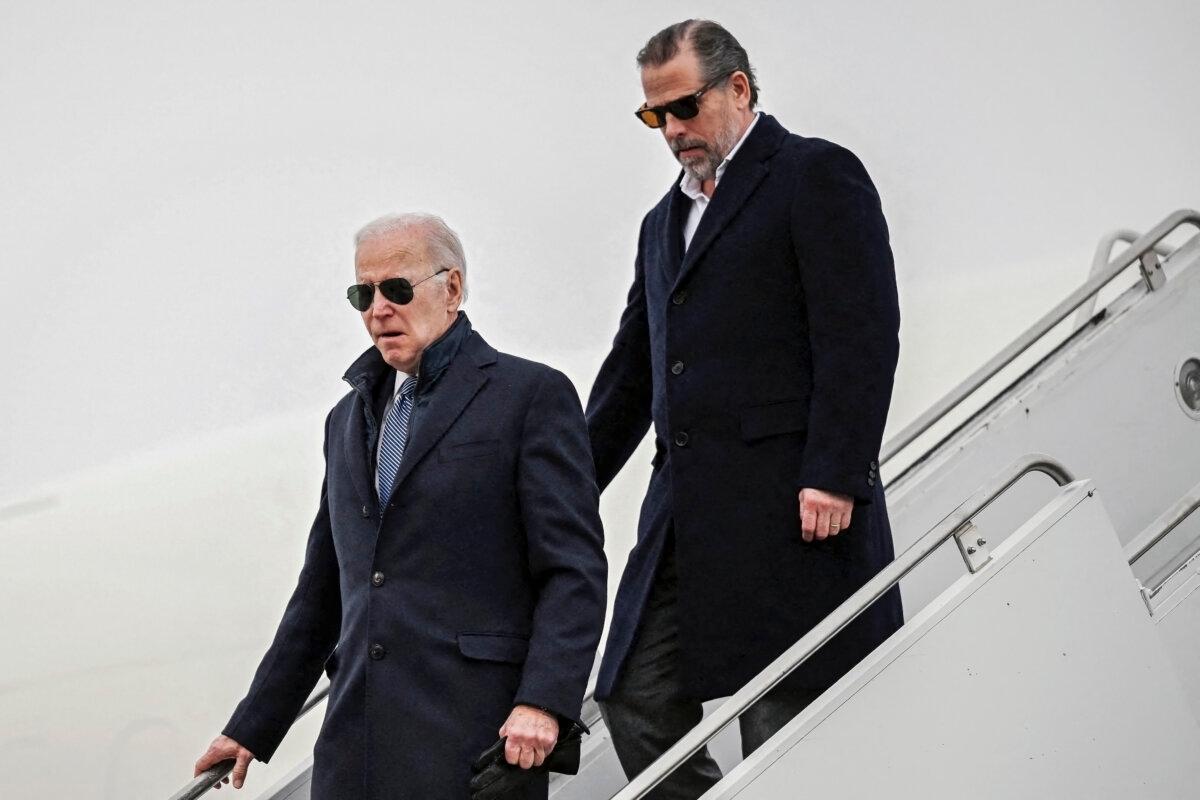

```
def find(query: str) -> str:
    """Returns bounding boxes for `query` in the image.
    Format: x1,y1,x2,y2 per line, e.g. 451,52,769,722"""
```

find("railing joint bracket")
954,521,992,573
1139,250,1166,291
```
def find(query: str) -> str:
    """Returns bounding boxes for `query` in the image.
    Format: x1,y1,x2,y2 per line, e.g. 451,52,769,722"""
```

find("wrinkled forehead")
354,228,431,281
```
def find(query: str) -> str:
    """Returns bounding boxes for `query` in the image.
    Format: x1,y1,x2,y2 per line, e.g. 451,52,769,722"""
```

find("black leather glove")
468,724,583,800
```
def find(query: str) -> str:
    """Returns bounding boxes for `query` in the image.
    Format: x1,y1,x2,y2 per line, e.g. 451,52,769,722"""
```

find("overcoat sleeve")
512,369,608,724
585,216,655,490
790,144,900,504
222,411,342,762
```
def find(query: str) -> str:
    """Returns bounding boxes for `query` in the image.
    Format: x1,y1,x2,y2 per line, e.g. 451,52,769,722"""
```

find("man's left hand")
499,705,558,769
798,488,853,542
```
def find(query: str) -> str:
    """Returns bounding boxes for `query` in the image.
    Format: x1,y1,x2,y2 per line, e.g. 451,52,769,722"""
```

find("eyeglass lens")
638,95,701,129
347,277,415,311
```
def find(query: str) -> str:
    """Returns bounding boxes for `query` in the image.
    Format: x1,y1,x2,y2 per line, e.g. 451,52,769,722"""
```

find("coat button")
360,505,370,519
369,643,386,660
672,290,688,305
372,571,385,587
673,431,690,447
867,476,876,487
670,360,685,375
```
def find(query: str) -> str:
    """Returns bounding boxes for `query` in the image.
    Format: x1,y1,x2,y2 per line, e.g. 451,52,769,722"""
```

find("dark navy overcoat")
587,114,903,701
224,316,607,799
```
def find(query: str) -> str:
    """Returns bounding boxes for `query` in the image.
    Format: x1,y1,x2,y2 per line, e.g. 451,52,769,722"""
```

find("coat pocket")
457,632,530,664
739,398,808,442
439,438,500,462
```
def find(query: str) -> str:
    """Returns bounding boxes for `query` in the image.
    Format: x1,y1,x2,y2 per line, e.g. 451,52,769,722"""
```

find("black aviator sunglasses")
346,268,450,311
634,73,732,129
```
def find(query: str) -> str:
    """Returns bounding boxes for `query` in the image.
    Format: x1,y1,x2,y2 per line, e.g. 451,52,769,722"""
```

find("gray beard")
680,150,722,183
677,115,742,184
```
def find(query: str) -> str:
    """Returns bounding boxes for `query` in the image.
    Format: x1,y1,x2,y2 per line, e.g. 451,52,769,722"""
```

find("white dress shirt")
679,112,762,250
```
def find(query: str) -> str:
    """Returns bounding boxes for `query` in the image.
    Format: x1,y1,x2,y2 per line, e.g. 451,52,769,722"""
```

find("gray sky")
4,4,1200,797
2,0,1199,496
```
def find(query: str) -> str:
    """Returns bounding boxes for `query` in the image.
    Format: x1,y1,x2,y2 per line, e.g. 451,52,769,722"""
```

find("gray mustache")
671,139,708,155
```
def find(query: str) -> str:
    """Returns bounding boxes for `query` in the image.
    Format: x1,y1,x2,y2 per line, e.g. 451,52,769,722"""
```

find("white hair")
354,212,468,301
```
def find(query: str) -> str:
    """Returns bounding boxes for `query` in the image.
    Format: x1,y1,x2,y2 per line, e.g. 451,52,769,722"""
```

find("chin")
377,345,413,371
682,163,712,183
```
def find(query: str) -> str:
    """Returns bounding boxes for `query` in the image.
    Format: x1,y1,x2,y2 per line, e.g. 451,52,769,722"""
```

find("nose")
368,285,395,317
662,113,688,141
667,113,686,140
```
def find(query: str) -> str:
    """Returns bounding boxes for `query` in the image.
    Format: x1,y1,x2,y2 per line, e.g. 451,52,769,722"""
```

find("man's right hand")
194,735,255,790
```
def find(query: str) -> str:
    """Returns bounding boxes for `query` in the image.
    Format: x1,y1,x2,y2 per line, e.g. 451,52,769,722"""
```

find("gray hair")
636,19,760,108
354,212,469,301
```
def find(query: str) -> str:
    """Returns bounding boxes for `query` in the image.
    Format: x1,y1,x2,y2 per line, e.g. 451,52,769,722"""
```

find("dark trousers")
599,544,827,800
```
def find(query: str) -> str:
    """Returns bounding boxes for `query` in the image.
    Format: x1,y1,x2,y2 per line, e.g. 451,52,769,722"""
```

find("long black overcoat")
587,114,903,701
224,317,607,799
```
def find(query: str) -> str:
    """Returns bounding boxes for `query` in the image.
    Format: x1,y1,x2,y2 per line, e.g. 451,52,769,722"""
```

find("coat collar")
667,113,789,292
340,312,495,506
341,310,474,398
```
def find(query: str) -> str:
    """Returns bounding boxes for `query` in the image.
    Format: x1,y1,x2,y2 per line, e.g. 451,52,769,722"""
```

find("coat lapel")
660,185,688,280
341,348,390,507
384,333,495,498
671,114,787,294
343,394,374,505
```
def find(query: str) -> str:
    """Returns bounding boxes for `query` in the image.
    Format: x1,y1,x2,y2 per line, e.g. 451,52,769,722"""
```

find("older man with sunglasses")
192,213,607,800
586,20,903,797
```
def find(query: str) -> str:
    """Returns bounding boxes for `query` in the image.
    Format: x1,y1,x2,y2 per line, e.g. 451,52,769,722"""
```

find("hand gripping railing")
608,453,1075,800
880,209,1200,468
167,684,330,800
169,678,607,799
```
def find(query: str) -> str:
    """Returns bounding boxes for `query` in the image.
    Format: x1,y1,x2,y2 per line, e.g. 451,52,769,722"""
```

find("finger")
195,751,219,776
518,745,535,770
828,513,842,537
504,738,521,766
843,508,852,530
800,503,816,542
533,747,546,768
232,751,252,790
815,507,831,541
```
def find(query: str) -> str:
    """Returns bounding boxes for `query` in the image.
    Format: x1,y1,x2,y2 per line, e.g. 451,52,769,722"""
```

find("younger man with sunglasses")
193,213,606,799
587,20,903,796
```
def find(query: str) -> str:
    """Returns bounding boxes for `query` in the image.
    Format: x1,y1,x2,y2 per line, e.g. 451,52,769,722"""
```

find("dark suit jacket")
224,314,607,800
587,114,903,701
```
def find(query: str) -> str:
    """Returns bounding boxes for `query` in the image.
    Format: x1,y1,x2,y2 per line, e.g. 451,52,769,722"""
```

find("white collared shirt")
680,112,762,250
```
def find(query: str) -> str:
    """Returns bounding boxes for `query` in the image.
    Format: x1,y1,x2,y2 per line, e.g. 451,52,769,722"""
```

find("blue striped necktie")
376,375,418,502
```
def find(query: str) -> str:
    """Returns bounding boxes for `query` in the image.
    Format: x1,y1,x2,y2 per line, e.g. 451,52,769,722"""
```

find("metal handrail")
880,209,1200,468
608,453,1074,800
1072,229,1175,330
1124,479,1200,598
168,684,330,800
170,675,607,799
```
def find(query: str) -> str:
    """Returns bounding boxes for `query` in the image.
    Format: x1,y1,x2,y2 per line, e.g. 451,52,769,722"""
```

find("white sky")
2,0,1198,495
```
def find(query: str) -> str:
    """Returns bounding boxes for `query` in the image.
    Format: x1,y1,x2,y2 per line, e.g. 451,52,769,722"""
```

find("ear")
728,70,751,108
444,268,464,310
